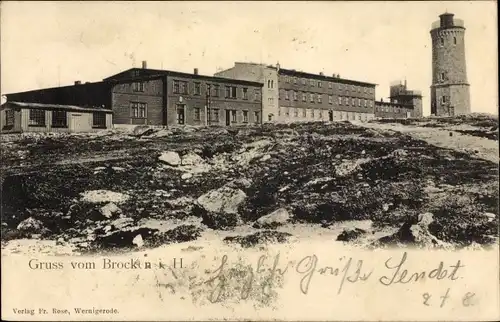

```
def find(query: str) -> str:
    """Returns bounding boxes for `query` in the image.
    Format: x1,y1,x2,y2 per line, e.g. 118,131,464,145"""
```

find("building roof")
278,68,377,86
103,68,264,87
2,101,113,113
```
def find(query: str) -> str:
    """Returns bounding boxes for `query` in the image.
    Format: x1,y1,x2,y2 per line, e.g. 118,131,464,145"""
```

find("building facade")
4,64,263,129
430,12,471,116
374,100,414,119
215,62,377,122
0,102,113,133
214,62,279,122
389,81,423,117
104,67,263,127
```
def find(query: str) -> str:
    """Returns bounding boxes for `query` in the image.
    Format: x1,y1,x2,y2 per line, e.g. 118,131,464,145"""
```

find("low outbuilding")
0,101,113,133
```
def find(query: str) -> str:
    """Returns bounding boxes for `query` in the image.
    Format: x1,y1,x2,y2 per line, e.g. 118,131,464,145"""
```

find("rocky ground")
1,113,498,255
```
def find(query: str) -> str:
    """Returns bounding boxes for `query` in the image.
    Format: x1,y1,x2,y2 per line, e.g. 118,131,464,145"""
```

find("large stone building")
215,62,377,122
3,62,263,130
430,12,471,116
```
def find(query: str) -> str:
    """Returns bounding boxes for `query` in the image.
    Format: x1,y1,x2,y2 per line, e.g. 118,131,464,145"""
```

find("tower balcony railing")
431,19,465,30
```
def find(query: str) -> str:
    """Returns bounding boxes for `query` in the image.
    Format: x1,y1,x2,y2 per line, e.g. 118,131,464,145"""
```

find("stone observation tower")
430,12,471,116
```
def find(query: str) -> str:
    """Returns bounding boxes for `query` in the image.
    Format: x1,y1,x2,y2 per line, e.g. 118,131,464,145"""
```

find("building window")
254,89,260,101
302,93,306,102
358,86,361,92
294,108,298,117
225,86,237,99
242,88,248,100
285,90,289,100
358,98,361,107
286,107,290,116
213,85,220,97
310,93,314,103
302,78,306,85
173,80,180,93
318,81,322,87
212,108,219,122
440,72,445,81
442,96,447,104
328,82,332,89
302,109,306,117
51,110,67,127
231,110,237,122
243,110,248,123
338,83,342,90
93,112,106,128
319,110,323,119
194,82,201,95
364,99,368,107
5,110,14,127
133,81,145,92
254,111,260,123
453,37,457,45
328,95,333,104
440,38,444,46
352,98,356,106
131,102,147,118
285,76,289,83
29,109,45,126
317,94,322,103
294,77,297,84
193,107,201,121
345,97,349,106
293,91,298,101
311,109,315,118
310,79,314,86
338,96,342,105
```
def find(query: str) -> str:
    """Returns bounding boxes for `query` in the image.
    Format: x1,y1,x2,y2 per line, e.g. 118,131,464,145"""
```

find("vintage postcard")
1,1,499,321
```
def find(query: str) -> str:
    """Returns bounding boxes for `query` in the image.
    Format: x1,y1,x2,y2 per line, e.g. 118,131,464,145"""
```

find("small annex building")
0,101,113,133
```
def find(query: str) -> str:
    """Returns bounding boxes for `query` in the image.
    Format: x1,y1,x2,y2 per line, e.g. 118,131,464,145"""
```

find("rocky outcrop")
196,186,247,229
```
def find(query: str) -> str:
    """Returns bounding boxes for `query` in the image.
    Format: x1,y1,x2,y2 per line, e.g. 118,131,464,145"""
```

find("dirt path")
356,121,499,164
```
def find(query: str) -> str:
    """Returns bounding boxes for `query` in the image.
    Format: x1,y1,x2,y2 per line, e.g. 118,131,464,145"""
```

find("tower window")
440,38,444,46
440,72,445,81
453,37,457,45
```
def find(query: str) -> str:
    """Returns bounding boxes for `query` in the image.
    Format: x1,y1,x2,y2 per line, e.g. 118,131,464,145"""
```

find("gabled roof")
2,101,113,113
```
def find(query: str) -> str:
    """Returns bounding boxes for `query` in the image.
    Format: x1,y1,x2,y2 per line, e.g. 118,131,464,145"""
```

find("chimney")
74,81,82,85
142,60,147,69
319,72,324,76
194,68,199,75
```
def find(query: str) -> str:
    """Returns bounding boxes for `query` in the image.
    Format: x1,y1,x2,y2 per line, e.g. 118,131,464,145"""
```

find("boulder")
376,212,448,247
80,190,130,204
197,187,246,215
181,173,193,180
336,228,366,242
16,217,45,234
254,208,290,229
132,234,144,247
159,151,181,166
483,212,496,222
181,152,204,166
100,203,121,219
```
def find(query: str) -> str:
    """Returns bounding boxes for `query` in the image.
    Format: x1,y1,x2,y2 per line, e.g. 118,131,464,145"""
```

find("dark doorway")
225,109,231,126
328,110,333,121
176,105,185,124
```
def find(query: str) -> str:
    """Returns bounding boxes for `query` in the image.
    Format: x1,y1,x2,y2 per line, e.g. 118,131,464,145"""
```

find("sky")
1,1,498,115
